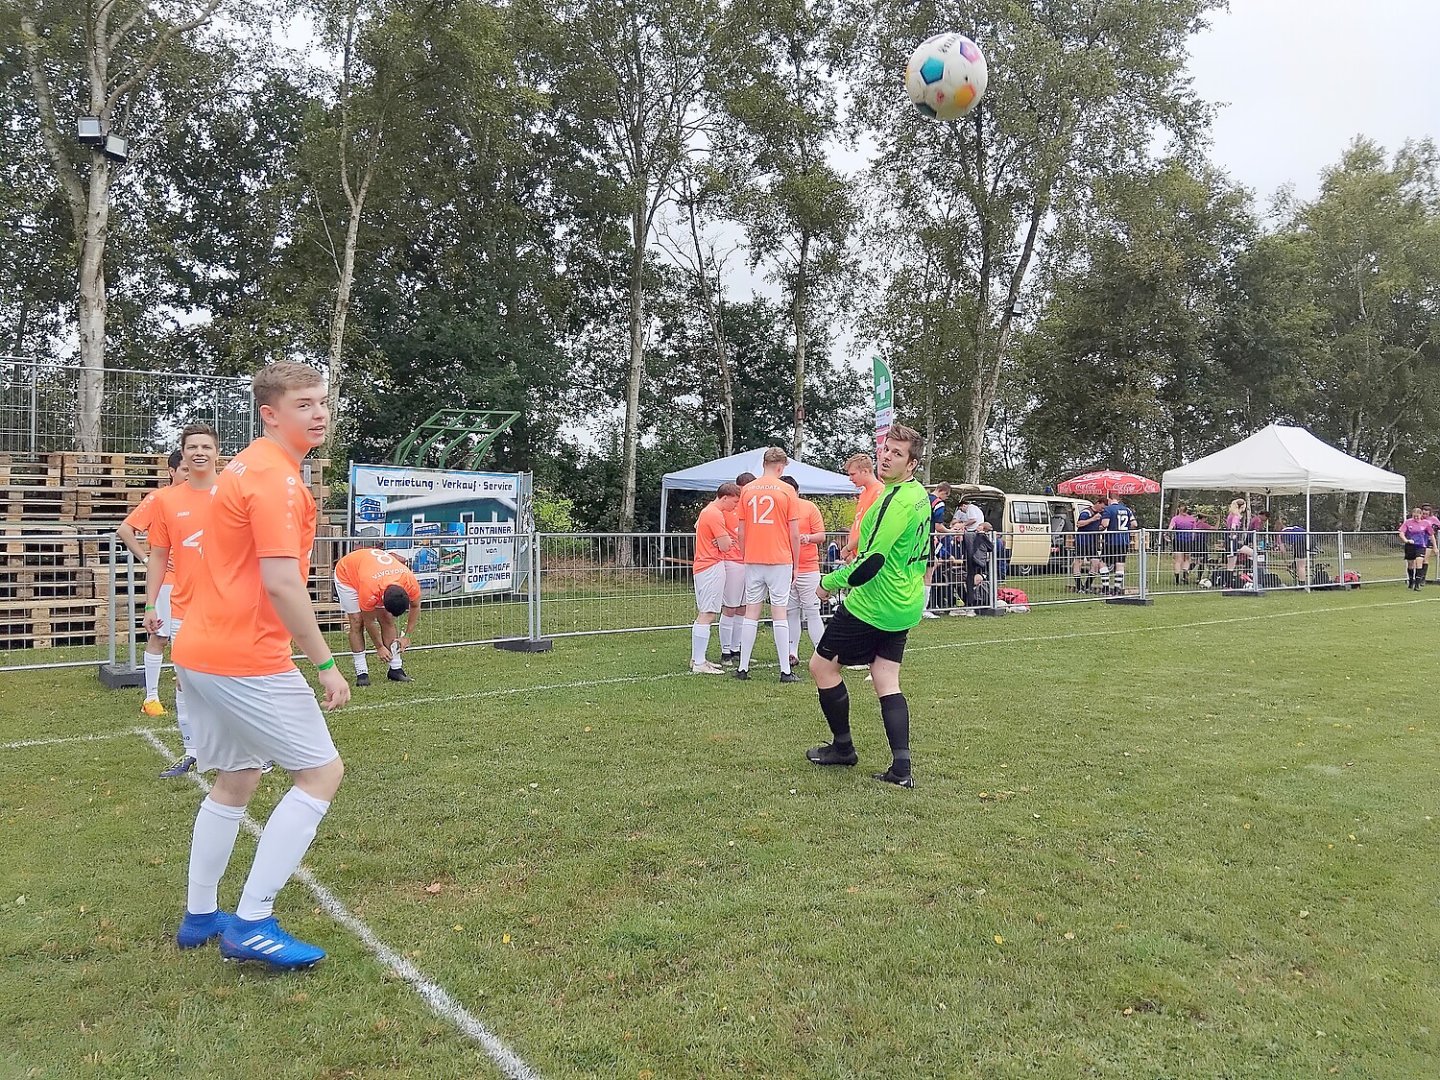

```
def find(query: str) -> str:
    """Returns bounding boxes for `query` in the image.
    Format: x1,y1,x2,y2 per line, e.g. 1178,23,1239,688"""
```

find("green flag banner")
873,356,893,451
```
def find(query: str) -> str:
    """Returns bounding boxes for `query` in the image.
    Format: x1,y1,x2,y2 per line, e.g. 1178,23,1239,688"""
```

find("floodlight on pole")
77,117,104,144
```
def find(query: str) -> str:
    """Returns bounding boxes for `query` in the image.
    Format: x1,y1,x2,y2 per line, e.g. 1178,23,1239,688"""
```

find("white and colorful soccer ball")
904,33,987,121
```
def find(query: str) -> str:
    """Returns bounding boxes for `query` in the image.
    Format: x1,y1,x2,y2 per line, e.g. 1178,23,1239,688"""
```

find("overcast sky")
1186,0,1440,203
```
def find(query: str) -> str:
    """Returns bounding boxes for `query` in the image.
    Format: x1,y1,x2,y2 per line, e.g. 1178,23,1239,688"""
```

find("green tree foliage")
849,0,1218,482
1015,158,1256,479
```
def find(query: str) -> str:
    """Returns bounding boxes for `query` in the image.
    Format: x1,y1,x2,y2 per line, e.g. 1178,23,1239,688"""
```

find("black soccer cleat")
872,768,915,789
779,672,800,684
806,742,858,767
355,672,370,687
387,668,413,683
733,668,750,680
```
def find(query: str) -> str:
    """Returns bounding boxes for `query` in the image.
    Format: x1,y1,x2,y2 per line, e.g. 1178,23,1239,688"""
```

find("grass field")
3,587,1438,1079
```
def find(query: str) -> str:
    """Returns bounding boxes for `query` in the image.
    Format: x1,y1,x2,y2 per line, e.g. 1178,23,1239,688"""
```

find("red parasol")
1056,470,1161,497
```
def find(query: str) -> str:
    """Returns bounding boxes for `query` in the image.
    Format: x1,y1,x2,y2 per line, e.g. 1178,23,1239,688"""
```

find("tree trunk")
617,197,646,546
76,152,112,453
326,193,366,445
683,196,733,456
790,237,810,461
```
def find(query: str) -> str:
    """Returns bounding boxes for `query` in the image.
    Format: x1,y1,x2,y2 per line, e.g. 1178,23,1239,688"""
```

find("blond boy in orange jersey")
333,547,423,685
841,453,884,562
689,482,742,673
736,447,801,681
117,449,185,716
143,424,220,777
170,362,349,971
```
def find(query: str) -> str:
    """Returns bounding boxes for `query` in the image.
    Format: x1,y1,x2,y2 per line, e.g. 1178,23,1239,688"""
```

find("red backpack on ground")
996,587,1029,605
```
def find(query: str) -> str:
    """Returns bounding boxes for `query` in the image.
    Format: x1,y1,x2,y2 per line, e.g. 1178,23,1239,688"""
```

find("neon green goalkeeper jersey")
820,477,931,631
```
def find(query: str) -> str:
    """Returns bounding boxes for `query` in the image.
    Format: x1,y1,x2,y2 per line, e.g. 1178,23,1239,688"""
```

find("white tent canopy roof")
661,449,856,496
1161,424,1406,496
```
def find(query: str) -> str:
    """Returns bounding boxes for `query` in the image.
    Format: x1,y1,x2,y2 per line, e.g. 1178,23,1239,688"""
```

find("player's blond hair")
843,452,874,472
887,423,924,463
253,362,324,408
762,446,788,465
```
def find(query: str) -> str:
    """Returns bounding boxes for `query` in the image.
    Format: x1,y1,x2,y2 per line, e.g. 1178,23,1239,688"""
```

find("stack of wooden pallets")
0,452,331,650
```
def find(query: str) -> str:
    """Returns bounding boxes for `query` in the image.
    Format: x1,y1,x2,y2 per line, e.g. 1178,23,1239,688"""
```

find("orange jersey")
740,476,798,565
693,501,738,572
171,437,317,677
848,479,884,548
124,489,177,584
334,548,422,611
722,505,741,546
796,498,826,575
145,483,216,619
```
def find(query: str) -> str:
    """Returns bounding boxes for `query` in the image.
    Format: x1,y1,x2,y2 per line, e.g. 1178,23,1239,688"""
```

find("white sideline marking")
2,726,163,750
137,729,540,1080
907,595,1438,656
346,594,1436,713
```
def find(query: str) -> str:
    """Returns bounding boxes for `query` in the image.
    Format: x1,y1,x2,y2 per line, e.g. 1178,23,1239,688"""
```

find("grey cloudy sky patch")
1187,0,1440,204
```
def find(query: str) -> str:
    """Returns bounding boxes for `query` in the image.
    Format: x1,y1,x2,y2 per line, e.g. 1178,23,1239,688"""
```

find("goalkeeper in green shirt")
808,423,931,787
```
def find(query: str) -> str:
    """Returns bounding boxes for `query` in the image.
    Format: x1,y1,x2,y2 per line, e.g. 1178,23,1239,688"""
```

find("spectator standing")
1168,502,1198,585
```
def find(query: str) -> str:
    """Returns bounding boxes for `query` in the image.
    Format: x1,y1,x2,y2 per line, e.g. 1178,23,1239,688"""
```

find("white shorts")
693,563,725,614
334,575,361,615
177,666,339,774
154,583,174,639
789,570,821,610
722,560,746,608
745,563,793,607
168,615,184,641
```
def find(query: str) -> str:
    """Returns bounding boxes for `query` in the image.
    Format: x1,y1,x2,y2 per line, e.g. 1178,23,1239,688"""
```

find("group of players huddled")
689,427,934,789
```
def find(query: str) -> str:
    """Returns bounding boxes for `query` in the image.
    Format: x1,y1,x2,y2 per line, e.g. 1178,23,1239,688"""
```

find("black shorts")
815,605,909,667
1405,542,1426,561
1075,532,1099,558
1174,532,1200,554
1103,536,1130,558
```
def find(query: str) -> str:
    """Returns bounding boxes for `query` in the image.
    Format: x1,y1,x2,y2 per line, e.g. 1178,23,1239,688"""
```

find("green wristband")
316,658,336,672
144,605,156,612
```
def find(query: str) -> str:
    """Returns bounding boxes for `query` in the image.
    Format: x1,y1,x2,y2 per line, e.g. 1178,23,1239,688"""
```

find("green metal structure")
390,409,520,471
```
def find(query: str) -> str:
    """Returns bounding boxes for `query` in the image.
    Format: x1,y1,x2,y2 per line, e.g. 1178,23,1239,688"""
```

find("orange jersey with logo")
124,489,177,584
334,548,422,611
796,499,826,574
693,501,738,572
145,483,216,619
171,437,316,677
739,476,798,565
848,479,884,548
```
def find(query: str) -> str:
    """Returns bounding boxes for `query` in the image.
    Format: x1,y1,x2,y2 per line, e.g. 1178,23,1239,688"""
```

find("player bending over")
806,424,930,788
333,547,422,684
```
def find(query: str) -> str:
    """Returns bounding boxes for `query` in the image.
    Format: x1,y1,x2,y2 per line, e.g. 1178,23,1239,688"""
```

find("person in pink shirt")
1168,502,1198,585
1398,506,1435,590
1224,498,1254,571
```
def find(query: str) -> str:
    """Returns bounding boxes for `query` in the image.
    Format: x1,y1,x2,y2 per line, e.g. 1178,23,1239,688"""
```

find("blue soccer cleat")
176,908,233,949
220,917,326,970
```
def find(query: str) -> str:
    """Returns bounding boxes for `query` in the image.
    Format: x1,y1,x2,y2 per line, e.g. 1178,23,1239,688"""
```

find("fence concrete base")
1105,596,1154,606
96,662,144,688
976,608,1006,617
1221,589,1266,598
495,637,554,653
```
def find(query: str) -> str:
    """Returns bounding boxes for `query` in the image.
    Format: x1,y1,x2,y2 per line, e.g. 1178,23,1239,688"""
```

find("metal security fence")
0,529,126,671
1145,529,1408,596
0,526,1425,677
0,357,257,456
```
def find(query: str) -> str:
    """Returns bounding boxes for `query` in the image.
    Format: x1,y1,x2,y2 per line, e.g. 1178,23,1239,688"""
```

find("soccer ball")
905,33,988,121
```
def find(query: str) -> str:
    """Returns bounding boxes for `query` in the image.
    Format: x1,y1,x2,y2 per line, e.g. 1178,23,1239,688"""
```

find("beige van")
940,485,1092,574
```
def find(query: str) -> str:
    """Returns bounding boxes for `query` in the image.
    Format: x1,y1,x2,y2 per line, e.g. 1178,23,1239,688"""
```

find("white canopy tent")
1160,423,1407,537
659,449,856,535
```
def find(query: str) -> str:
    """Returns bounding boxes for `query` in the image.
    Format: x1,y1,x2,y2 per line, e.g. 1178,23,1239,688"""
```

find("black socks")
879,693,910,776
818,683,851,746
